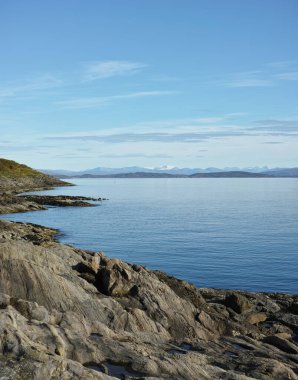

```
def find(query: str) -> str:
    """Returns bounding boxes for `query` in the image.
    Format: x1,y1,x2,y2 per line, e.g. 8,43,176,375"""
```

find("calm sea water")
2,178,298,293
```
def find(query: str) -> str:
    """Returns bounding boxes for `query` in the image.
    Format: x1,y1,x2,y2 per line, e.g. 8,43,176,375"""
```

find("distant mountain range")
41,165,271,177
262,168,298,177
39,166,298,178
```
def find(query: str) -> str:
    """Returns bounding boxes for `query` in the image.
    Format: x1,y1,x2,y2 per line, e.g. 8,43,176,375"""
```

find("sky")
0,0,298,170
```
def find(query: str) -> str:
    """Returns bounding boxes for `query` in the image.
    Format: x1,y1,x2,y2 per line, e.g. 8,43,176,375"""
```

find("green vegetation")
0,158,69,194
0,158,45,178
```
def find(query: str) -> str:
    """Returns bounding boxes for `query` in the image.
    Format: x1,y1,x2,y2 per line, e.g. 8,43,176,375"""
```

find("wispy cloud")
266,60,297,69
253,119,298,132
0,60,148,103
220,63,298,88
274,72,298,81
262,141,283,144
57,90,178,109
224,71,273,88
151,74,182,82
45,130,247,144
189,117,224,123
44,115,298,145
96,153,173,159
0,145,39,152
83,60,148,80
0,74,63,100
130,114,247,130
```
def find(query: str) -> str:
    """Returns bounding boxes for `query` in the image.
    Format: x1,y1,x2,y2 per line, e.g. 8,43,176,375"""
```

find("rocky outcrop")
0,158,72,197
0,194,47,214
0,159,297,379
0,159,107,213
0,219,298,379
0,194,105,215
0,175,69,194
19,195,107,207
224,293,252,314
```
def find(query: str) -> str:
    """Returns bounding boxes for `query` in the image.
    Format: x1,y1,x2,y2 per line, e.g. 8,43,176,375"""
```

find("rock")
90,253,101,273
11,299,49,322
246,312,267,325
154,270,205,308
263,335,298,354
196,310,227,335
255,296,281,314
130,284,139,296
0,158,70,197
289,302,298,315
80,272,96,284
248,358,298,380
279,313,298,329
263,322,293,336
19,195,104,208
209,303,230,317
275,332,292,340
224,293,252,314
1,204,298,378
96,261,133,296
0,293,10,309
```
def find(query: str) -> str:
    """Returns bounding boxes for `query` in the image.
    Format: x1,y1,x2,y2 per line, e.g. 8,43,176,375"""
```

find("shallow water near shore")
2,178,298,293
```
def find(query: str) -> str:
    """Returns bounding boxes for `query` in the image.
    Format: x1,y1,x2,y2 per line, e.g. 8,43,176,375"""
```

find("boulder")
246,312,267,325
224,293,252,314
96,261,133,296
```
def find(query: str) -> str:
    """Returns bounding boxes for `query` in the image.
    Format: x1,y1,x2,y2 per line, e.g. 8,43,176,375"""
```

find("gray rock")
263,335,298,354
246,312,267,325
224,293,252,314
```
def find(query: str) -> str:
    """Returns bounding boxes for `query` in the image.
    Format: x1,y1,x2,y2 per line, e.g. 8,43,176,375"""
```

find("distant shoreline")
55,171,297,179
42,167,298,179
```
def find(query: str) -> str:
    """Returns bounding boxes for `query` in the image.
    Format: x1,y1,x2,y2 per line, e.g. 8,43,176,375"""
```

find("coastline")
0,183,298,379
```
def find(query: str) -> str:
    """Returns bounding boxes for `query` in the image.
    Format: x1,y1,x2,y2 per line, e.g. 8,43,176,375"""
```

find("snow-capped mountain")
40,165,287,177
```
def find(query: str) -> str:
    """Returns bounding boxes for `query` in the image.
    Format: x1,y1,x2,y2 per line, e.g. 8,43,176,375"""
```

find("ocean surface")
2,178,298,293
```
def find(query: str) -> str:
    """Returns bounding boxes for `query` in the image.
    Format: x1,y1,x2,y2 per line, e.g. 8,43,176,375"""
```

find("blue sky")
0,0,298,169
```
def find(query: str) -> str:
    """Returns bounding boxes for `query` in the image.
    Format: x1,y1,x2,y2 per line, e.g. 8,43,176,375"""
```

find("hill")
0,158,70,194
262,168,298,177
41,165,272,177
55,171,272,179
76,172,186,178
190,171,271,178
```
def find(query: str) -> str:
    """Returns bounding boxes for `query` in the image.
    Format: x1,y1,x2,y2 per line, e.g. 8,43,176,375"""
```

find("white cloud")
131,114,248,131
228,78,273,88
0,74,63,99
57,90,178,109
225,71,273,88
275,72,298,81
83,60,148,80
44,115,298,145
221,65,298,88
266,61,296,68
0,60,148,103
195,117,224,123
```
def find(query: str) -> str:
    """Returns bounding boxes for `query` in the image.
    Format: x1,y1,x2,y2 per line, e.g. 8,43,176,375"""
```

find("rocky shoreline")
0,194,107,215
0,177,298,379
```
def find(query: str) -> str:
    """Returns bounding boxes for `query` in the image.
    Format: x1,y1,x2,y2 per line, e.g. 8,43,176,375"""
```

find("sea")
2,178,298,293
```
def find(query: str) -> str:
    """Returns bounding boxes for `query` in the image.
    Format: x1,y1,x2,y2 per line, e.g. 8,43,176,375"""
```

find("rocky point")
0,159,297,379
